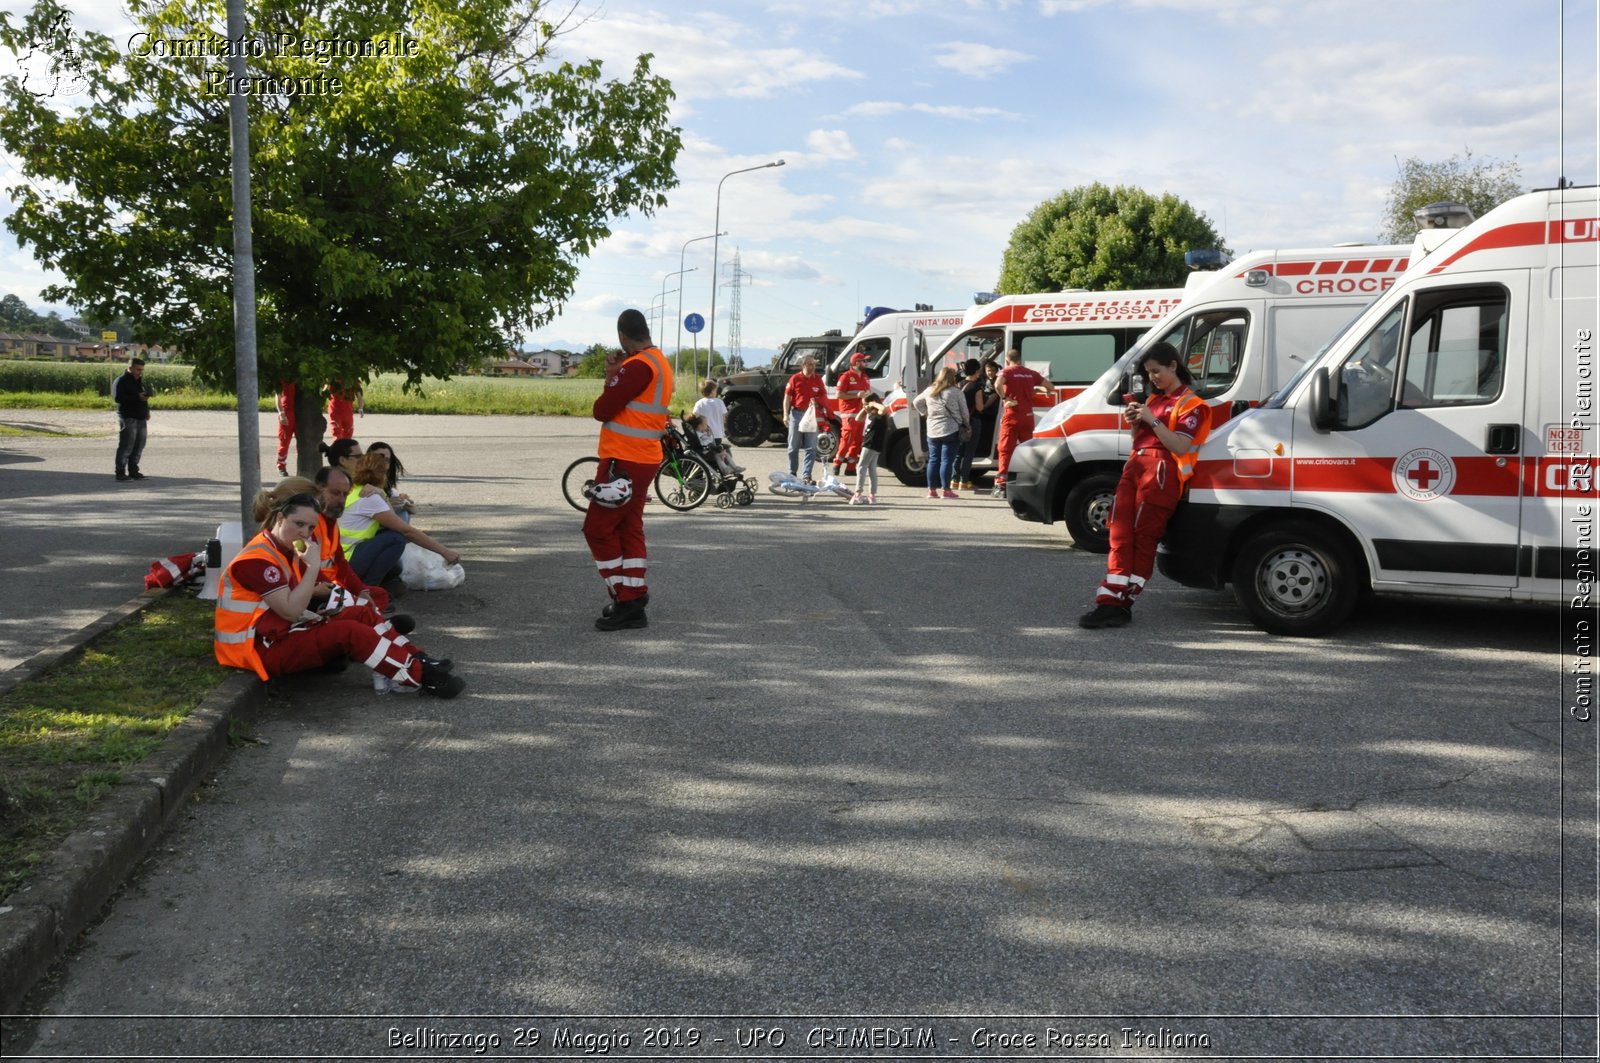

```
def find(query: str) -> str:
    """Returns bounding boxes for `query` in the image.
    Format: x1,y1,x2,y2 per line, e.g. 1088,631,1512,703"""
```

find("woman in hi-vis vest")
584,308,674,631
1079,342,1212,629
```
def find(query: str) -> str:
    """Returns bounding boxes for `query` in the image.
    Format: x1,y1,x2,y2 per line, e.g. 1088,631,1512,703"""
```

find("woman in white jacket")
911,367,971,498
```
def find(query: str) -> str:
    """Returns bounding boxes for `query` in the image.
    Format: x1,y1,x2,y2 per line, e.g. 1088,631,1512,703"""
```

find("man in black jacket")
113,357,151,481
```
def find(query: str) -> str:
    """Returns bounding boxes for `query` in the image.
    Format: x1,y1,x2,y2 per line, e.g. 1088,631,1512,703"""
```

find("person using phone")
1079,343,1213,629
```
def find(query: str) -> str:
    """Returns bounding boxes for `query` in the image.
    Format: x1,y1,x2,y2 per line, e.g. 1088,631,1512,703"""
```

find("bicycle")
560,426,717,514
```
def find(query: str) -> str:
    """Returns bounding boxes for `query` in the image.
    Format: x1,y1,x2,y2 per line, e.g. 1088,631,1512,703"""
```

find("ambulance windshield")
1261,307,1367,410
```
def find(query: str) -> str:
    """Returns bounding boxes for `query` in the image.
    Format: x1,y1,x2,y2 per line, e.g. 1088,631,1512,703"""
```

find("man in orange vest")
1079,343,1212,629
585,309,674,631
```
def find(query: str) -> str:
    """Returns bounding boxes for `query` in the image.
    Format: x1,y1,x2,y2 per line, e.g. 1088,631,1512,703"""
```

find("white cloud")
931,41,1032,78
842,100,1021,121
1039,0,1283,25
804,129,858,160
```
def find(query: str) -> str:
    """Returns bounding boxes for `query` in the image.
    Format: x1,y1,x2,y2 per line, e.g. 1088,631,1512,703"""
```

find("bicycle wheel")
561,456,601,513
654,453,714,511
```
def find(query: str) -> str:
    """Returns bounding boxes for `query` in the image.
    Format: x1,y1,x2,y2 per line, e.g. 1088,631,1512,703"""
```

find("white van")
882,289,1184,485
1006,244,1414,550
1158,185,1599,635
825,309,965,399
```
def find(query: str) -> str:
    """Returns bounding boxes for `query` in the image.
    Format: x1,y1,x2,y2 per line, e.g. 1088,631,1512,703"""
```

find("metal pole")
658,267,695,353
225,0,259,531
708,160,784,374
677,231,722,378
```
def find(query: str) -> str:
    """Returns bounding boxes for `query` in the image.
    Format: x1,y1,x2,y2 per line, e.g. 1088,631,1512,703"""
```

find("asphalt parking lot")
2,411,1595,1059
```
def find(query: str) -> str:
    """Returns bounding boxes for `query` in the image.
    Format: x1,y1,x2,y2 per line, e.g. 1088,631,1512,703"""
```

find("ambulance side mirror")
1307,368,1334,431
1111,373,1132,406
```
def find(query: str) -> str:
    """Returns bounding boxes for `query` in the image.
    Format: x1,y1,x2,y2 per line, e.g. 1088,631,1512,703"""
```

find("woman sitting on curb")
339,452,461,588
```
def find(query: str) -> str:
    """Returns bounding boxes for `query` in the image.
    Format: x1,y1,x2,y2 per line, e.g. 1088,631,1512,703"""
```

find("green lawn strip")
0,364,709,416
0,593,224,902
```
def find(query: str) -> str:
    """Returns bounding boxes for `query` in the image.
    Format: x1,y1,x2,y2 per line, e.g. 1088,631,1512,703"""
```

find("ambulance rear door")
1300,274,1528,592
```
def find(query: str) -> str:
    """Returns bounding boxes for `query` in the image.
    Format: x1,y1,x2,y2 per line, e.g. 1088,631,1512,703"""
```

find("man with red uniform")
274,383,297,476
992,347,1052,499
585,309,673,631
831,352,872,477
1079,343,1212,629
326,380,363,440
782,355,829,482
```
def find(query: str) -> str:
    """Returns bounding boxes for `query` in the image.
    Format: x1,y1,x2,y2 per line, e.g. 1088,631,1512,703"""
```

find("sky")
2,0,1597,363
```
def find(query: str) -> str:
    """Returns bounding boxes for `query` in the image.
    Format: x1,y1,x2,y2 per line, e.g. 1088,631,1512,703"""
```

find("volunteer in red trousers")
274,383,297,476
214,491,464,696
585,308,674,631
992,347,1051,498
1079,343,1212,629
326,379,363,441
832,352,872,477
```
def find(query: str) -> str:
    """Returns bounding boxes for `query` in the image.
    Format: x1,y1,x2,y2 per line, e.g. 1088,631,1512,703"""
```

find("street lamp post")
676,231,724,378
708,160,784,371
658,267,695,348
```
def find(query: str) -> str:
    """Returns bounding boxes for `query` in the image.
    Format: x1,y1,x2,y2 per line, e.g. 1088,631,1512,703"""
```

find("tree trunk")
293,387,326,477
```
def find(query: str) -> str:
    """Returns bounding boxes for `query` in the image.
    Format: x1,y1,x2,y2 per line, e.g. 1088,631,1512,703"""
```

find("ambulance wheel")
886,434,927,486
725,398,772,448
1063,471,1119,554
1231,523,1361,637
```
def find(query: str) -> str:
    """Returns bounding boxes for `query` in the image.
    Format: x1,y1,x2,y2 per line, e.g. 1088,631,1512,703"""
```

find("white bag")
797,404,819,434
399,543,465,591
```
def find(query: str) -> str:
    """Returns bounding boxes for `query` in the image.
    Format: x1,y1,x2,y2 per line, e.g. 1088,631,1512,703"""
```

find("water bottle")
206,538,222,567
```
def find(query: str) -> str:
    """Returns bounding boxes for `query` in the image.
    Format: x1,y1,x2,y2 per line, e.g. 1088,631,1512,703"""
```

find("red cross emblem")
1406,460,1441,490
1394,449,1454,500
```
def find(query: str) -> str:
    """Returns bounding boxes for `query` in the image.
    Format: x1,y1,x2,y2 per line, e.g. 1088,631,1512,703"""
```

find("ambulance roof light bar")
1184,249,1230,271
1413,201,1475,229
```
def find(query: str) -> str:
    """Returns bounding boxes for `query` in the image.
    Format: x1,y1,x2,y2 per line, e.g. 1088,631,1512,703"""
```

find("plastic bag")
399,543,465,591
797,404,819,434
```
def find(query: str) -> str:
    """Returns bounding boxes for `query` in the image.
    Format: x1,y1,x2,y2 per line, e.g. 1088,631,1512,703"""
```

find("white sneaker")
849,493,865,505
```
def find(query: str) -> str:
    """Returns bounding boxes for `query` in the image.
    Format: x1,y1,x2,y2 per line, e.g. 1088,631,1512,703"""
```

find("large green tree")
1380,151,1522,243
0,0,680,453
997,183,1227,294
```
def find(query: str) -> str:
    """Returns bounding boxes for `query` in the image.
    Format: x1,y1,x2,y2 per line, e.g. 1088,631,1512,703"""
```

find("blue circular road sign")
684,313,705,334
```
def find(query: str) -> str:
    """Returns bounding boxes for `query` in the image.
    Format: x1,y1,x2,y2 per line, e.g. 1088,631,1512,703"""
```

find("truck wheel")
725,398,772,448
1230,523,1362,637
1063,471,1120,554
886,433,927,486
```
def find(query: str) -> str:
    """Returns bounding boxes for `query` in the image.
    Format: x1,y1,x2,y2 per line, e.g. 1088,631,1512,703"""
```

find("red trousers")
835,412,863,469
257,609,422,687
1097,451,1183,607
328,397,354,440
275,412,296,467
996,413,1033,479
582,457,656,604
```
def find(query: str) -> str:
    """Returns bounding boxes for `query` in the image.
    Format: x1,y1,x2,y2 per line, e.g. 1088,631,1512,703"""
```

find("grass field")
0,593,221,901
0,362,709,415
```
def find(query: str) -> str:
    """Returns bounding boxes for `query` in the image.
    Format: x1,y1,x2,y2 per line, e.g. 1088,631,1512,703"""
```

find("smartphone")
1121,393,1137,405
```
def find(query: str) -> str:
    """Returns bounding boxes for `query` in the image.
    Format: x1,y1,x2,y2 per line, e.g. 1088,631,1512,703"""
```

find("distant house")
488,357,541,377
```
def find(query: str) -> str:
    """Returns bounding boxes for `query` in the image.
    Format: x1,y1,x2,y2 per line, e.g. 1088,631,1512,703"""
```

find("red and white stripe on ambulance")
1238,257,1409,295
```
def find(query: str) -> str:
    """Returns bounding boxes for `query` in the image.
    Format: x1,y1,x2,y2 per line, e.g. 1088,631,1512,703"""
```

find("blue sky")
3,0,1596,361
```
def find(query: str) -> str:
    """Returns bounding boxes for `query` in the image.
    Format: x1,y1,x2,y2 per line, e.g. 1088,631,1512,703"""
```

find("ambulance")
1157,184,1600,635
1005,243,1414,550
825,308,966,397
882,289,1184,485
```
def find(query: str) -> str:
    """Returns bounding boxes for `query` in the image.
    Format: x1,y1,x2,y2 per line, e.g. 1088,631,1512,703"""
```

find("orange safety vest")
213,531,302,681
598,346,675,465
1167,390,1212,485
316,513,345,586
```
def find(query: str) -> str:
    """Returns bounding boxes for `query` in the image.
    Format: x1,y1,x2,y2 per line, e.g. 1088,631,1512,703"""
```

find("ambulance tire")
1231,522,1361,637
1063,471,1120,554
725,398,774,448
886,433,927,487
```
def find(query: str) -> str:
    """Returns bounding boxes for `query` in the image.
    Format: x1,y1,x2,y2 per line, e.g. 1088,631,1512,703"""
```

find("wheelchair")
674,419,757,508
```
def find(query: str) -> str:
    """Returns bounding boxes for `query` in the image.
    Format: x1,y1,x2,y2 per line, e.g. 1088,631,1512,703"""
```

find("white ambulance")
1006,244,1414,550
883,289,1184,485
1158,185,1599,635
824,308,966,399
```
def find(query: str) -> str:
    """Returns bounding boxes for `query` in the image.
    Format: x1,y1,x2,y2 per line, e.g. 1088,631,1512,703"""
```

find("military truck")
718,330,850,449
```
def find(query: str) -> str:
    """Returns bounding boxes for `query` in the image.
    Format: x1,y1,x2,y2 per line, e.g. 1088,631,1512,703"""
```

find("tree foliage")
0,0,682,395
997,183,1227,294
1380,152,1523,243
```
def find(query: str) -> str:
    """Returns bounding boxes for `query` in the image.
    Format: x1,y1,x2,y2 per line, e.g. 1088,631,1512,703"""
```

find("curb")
0,593,265,1014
